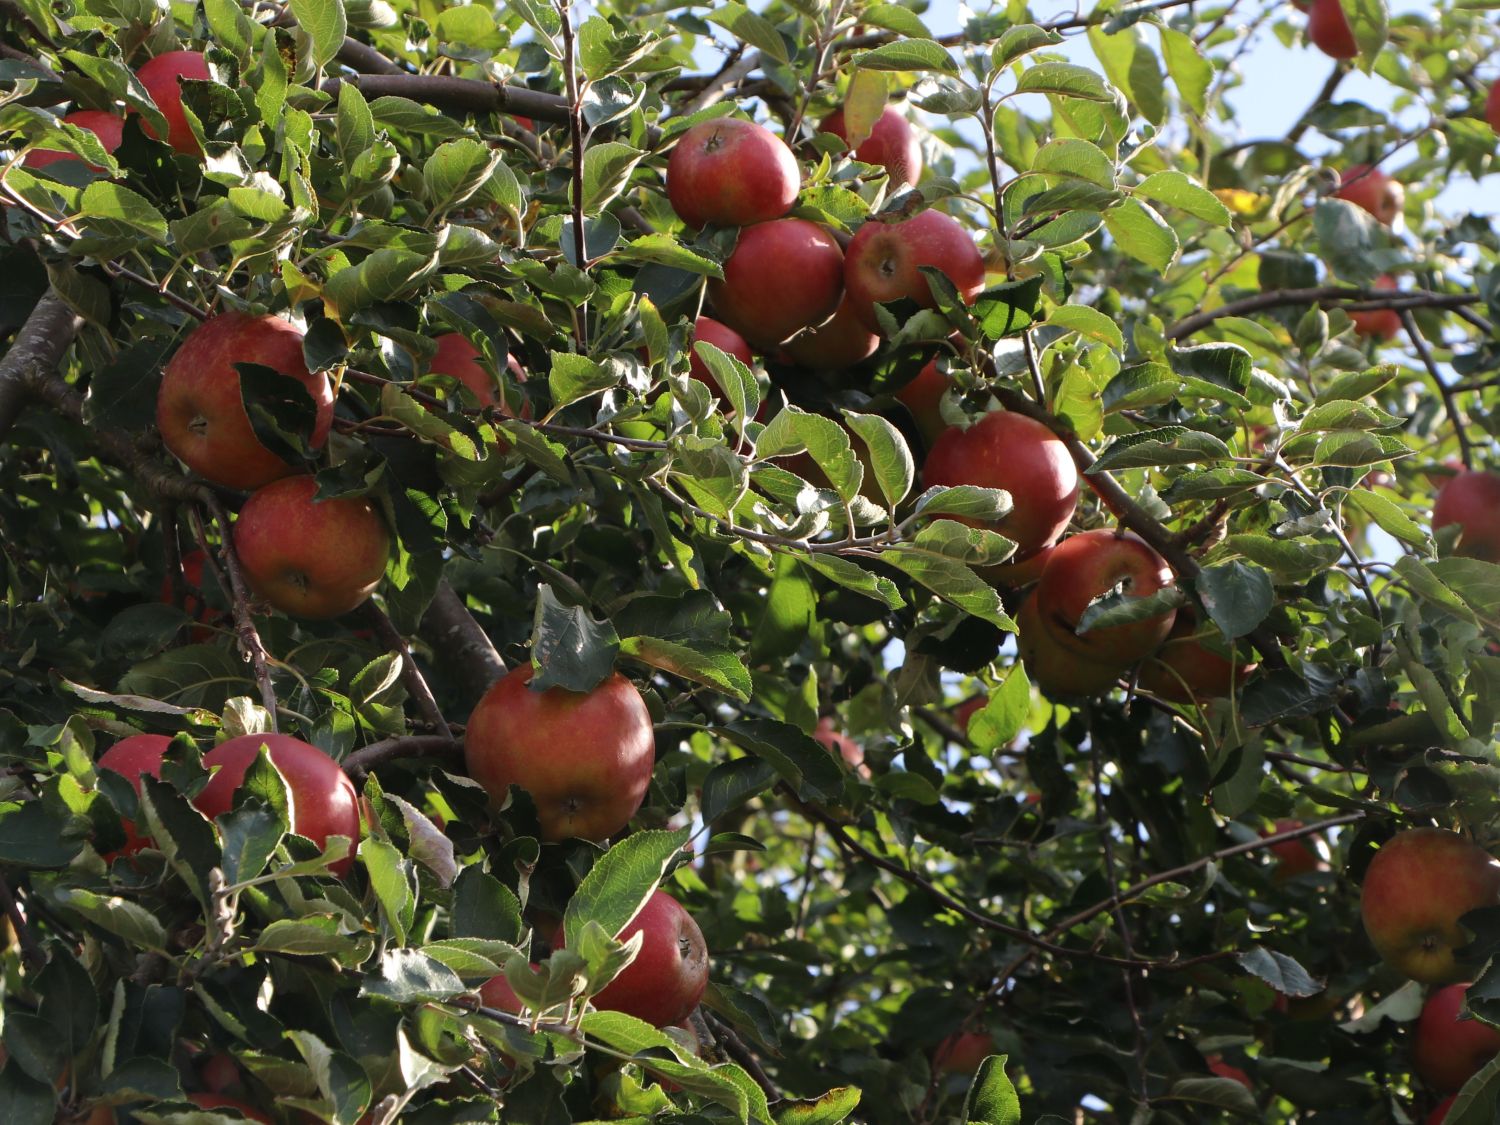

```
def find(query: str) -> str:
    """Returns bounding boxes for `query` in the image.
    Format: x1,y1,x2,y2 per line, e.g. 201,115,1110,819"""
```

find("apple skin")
1016,593,1127,696
953,695,985,732
25,110,124,170
923,411,1080,561
464,664,656,842
983,542,1055,591
818,105,923,188
233,475,391,620
161,549,224,638
157,311,334,491
1137,613,1255,704
557,890,709,1028
688,316,760,413
1428,1095,1456,1124
429,334,528,412
709,219,846,349
1307,0,1357,59
666,118,799,229
1336,165,1404,226
814,716,869,778
1488,83,1500,133
782,296,880,372
198,1051,244,1097
1264,819,1322,880
97,734,170,857
843,210,985,333
1433,469,1500,562
478,964,542,1015
195,734,360,877
1206,1055,1252,1090
933,1030,994,1075
1360,828,1500,984
1414,982,1500,1093
894,358,949,447
1028,529,1177,674
135,50,211,154
1350,275,1401,340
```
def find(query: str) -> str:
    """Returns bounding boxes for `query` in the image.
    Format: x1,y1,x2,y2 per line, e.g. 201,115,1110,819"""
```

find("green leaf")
1135,171,1230,225
966,665,1031,753
991,24,1063,70
912,485,1013,523
289,0,347,70
707,3,789,64
49,888,169,951
361,837,414,945
855,39,957,73
582,141,646,209
970,276,1043,340
424,139,502,219
80,182,168,239
549,351,620,410
562,828,692,948
1347,488,1433,552
1340,0,1389,71
1031,137,1115,188
909,520,1015,566
861,4,930,39
878,551,1017,630
1196,561,1275,640
531,584,622,693
1087,26,1164,125
204,0,256,60
962,1053,1020,1125
1236,947,1321,998
1088,428,1232,472
361,949,466,1003
451,866,525,943
613,233,724,277
1015,62,1113,102
842,410,913,511
1166,1076,1260,1118
719,718,846,801
701,758,778,826
0,802,85,868
1103,197,1179,271
757,406,863,504
694,341,760,427
1047,304,1124,349
751,554,816,662
620,635,751,700
1158,26,1212,115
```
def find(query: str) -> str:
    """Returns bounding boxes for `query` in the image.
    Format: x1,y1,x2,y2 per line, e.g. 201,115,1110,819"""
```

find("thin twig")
0,874,44,969
203,495,278,724
341,735,462,780
1166,285,1477,341
364,601,449,735
1400,309,1473,470
0,288,83,437
558,0,589,349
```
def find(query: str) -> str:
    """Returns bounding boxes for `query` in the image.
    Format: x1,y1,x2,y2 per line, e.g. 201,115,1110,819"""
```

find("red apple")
1336,165,1404,226
24,110,124,171
818,104,923,188
157,311,334,491
1307,0,1357,59
983,542,1056,590
1207,1055,1252,1090
893,357,950,446
97,734,170,857
135,50,211,155
195,734,360,877
558,890,708,1028
953,695,985,732
1433,469,1500,562
1016,593,1126,696
1487,83,1500,133
233,475,391,620
1137,612,1256,704
782,296,880,371
666,118,799,229
198,1051,244,1097
1350,276,1402,341
187,1094,271,1123
708,219,845,349
1360,828,1500,983
1414,982,1500,1092
923,410,1080,561
933,1030,994,1075
428,334,528,412
1428,1095,1456,1124
1263,819,1322,880
160,549,224,637
814,716,869,778
843,209,985,333
478,963,545,1016
687,316,760,413
464,664,655,842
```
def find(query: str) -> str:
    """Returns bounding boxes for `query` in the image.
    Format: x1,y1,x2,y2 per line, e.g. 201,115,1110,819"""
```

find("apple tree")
1,0,1500,1121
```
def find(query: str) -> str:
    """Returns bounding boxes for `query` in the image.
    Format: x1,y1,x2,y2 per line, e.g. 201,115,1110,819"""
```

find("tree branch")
364,601,449,736
1400,309,1473,470
417,581,507,704
202,495,278,724
319,74,571,125
341,734,462,780
0,288,83,438
1166,285,1477,342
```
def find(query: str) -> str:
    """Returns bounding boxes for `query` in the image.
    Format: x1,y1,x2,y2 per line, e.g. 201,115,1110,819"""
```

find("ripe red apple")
709,219,845,349
24,110,124,170
464,664,655,842
687,316,760,413
1137,613,1255,704
893,357,949,446
984,542,1056,590
666,118,799,229
1428,1095,1456,1124
198,1051,244,1097
1350,276,1402,341
233,475,391,619
782,296,880,372
923,410,1080,561
478,963,545,1016
428,334,528,412
844,210,985,332
814,716,869,778
157,311,334,491
1335,165,1404,227
933,1030,994,1075
953,695,985,732
1414,982,1500,1092
1207,1055,1252,1090
135,50,211,155
188,1094,271,1123
818,104,923,188
1263,819,1322,880
1487,83,1500,133
556,890,708,1027
195,733,360,877
97,734,170,857
1433,469,1500,562
1016,593,1126,696
1307,0,1357,59
160,549,224,637
1360,828,1500,983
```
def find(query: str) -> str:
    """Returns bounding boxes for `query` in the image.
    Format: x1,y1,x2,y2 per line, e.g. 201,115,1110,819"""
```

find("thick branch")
341,734,462,779
1166,285,1478,341
417,581,507,704
0,289,83,437
319,74,571,125
364,601,449,735
204,496,279,723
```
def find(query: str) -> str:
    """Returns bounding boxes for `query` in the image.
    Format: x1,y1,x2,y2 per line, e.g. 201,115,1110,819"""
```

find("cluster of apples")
26,49,208,169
